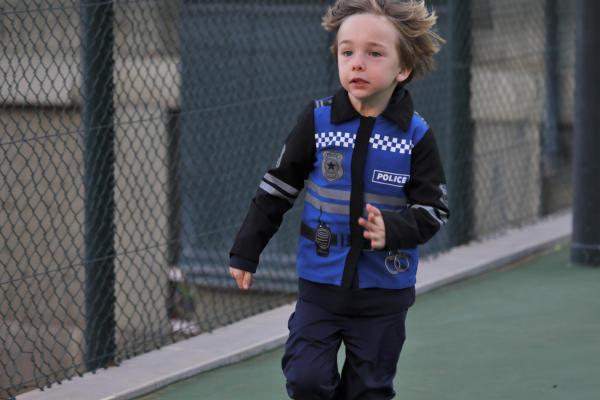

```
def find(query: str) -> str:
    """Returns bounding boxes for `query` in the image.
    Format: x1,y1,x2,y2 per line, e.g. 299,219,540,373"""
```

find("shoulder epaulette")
412,111,429,129
414,111,426,124
314,96,333,109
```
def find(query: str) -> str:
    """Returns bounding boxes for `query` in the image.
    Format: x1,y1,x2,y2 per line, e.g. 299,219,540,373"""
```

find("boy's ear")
396,68,412,84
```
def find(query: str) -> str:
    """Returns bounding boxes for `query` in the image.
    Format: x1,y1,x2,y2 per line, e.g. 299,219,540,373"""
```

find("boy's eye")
370,51,382,57
341,50,353,57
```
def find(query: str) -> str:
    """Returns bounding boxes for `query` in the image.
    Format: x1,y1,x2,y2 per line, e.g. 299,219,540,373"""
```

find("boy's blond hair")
322,0,445,80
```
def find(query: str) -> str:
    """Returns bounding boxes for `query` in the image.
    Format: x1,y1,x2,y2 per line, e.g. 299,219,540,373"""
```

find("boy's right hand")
229,267,254,290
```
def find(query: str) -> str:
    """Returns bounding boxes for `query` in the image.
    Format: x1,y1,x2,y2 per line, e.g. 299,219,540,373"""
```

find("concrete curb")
18,212,571,400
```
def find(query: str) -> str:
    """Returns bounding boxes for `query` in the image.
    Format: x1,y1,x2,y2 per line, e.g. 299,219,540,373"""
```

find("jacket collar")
330,86,414,131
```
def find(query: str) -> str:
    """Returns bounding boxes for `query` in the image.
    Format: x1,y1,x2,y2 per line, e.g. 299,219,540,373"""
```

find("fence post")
447,0,473,246
571,0,600,266
80,0,117,370
542,0,560,213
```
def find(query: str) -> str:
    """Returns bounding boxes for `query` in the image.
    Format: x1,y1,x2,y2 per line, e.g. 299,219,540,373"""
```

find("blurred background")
0,0,578,398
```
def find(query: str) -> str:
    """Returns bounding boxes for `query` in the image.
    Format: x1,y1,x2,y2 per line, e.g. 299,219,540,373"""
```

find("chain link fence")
0,0,574,398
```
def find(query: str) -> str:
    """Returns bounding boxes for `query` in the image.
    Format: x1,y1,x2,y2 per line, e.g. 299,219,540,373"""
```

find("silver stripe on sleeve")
305,192,350,215
263,173,299,197
259,181,295,204
410,204,448,226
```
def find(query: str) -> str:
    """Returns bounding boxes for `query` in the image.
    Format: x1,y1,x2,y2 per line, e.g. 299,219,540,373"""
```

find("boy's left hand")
358,203,386,250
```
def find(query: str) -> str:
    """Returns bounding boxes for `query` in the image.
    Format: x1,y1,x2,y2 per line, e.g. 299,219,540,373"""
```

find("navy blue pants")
282,299,408,400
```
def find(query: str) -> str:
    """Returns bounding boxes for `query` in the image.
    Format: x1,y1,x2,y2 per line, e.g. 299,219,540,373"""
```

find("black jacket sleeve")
229,103,316,273
381,129,449,249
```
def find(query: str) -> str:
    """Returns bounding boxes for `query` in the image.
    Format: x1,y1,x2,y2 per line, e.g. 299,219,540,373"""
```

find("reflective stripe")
305,192,350,215
308,179,406,207
259,181,295,204
314,98,333,108
307,180,349,201
411,204,448,226
263,173,299,197
364,193,406,207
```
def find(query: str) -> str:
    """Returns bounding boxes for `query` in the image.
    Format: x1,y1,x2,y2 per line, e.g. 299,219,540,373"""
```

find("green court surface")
139,244,600,399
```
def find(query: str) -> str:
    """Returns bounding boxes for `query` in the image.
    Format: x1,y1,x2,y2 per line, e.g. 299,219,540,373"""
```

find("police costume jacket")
230,87,449,315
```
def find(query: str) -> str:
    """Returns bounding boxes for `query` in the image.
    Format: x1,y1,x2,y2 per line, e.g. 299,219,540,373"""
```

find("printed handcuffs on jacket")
385,250,410,274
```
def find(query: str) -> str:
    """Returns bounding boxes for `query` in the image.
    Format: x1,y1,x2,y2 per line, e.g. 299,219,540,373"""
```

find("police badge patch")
322,151,343,181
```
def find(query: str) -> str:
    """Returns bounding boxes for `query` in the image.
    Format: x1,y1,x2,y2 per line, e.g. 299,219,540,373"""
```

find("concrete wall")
470,0,546,236
557,1,576,127
0,0,178,59
0,105,87,394
0,1,179,394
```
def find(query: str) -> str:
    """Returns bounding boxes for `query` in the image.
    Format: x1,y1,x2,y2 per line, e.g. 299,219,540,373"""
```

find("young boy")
229,0,448,398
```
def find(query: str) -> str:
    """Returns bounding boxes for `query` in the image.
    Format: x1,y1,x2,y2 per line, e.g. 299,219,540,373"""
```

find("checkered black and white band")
315,131,413,154
369,134,412,154
315,132,356,149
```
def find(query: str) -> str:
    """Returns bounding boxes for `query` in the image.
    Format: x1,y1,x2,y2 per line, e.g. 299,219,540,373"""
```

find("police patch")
322,151,343,181
372,170,409,188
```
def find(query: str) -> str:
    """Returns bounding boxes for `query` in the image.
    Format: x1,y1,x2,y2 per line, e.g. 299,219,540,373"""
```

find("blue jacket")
231,87,448,291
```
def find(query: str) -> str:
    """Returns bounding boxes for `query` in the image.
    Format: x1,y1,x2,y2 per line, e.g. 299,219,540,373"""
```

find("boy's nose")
351,54,366,71
352,61,365,71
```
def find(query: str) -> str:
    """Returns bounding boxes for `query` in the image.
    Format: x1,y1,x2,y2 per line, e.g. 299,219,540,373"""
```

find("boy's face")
336,13,411,108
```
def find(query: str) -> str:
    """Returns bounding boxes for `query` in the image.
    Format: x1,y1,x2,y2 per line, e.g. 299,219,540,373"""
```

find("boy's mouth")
350,78,369,84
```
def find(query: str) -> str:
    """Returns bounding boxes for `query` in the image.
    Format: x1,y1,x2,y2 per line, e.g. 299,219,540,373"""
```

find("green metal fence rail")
0,0,574,398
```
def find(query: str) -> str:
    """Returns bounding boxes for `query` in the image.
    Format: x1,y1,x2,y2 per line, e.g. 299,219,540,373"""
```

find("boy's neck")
347,85,397,118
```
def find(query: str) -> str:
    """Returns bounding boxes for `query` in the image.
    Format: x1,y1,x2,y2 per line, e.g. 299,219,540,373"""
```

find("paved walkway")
140,243,600,399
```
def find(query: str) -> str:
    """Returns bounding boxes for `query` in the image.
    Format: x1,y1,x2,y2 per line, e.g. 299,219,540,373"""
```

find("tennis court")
138,244,600,399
